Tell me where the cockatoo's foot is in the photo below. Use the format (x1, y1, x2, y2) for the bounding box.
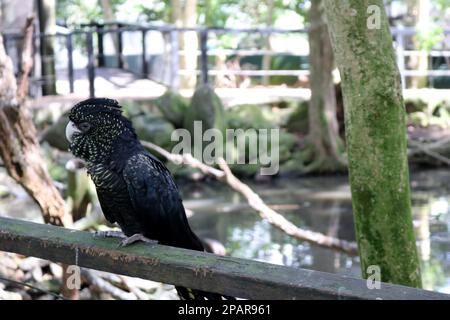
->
(118, 233, 158, 247)
(93, 230, 126, 239)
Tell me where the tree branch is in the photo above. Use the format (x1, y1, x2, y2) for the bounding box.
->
(17, 16, 35, 102)
(140, 140, 358, 256)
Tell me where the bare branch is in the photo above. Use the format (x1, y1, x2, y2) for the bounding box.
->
(141, 140, 358, 256)
(17, 16, 35, 102)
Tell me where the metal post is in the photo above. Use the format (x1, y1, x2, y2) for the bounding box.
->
(86, 32, 95, 98)
(200, 30, 209, 85)
(117, 23, 124, 69)
(169, 30, 179, 90)
(141, 29, 148, 77)
(66, 33, 74, 93)
(97, 24, 105, 67)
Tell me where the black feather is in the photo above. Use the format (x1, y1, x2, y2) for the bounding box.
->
(67, 98, 234, 300)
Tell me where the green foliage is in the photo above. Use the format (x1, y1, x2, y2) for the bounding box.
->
(135, 1, 170, 22)
(57, 0, 103, 25)
(416, 25, 445, 51)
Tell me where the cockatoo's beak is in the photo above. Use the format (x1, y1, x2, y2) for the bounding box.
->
(65, 121, 80, 143)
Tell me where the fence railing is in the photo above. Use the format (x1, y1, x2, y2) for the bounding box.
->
(0, 217, 449, 300)
(2, 23, 450, 98)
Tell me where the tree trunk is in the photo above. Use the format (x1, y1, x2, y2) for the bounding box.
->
(37, 0, 57, 95)
(324, 0, 422, 287)
(261, 0, 274, 86)
(0, 22, 76, 298)
(412, 0, 430, 88)
(179, 0, 198, 89)
(304, 0, 346, 173)
(171, 0, 183, 27)
(99, 0, 119, 56)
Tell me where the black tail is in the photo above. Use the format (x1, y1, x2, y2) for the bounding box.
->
(175, 287, 235, 300)
(171, 233, 236, 300)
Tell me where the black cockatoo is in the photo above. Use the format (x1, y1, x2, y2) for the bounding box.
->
(65, 98, 230, 300)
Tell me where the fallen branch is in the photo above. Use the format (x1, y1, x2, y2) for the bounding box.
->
(119, 276, 149, 300)
(408, 139, 450, 166)
(140, 141, 358, 256)
(81, 269, 137, 300)
(408, 136, 450, 157)
(0, 275, 66, 300)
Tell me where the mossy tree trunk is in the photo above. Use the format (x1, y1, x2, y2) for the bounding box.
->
(1, 25, 76, 298)
(323, 0, 422, 287)
(304, 0, 346, 173)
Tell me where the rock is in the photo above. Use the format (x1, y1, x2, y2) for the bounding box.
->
(49, 263, 63, 279)
(155, 90, 189, 128)
(19, 257, 48, 271)
(285, 101, 309, 134)
(226, 104, 275, 130)
(183, 85, 226, 161)
(184, 85, 226, 134)
(41, 112, 70, 151)
(133, 115, 175, 150)
(0, 185, 11, 199)
(79, 287, 93, 300)
(0, 289, 23, 300)
(278, 131, 298, 163)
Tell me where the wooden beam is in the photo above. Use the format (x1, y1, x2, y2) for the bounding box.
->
(0, 217, 448, 300)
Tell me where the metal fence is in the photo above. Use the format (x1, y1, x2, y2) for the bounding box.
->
(2, 22, 450, 98)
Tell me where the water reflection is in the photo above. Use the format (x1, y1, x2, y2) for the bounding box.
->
(184, 170, 450, 294)
(1, 167, 450, 293)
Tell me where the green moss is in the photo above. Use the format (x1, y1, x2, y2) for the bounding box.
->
(324, 0, 422, 288)
(154, 90, 190, 128)
(285, 101, 309, 134)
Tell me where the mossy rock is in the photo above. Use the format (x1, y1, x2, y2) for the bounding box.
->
(184, 85, 226, 159)
(41, 112, 70, 151)
(226, 104, 275, 130)
(228, 162, 261, 177)
(285, 101, 309, 134)
(155, 90, 189, 128)
(279, 151, 306, 175)
(133, 115, 175, 150)
(278, 131, 298, 163)
(184, 85, 226, 134)
(0, 185, 11, 199)
(121, 100, 158, 119)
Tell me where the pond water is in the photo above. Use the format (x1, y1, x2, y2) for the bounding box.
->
(181, 169, 450, 294)
(1, 168, 449, 294)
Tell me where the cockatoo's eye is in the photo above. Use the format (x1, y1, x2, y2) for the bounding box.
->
(78, 122, 92, 133)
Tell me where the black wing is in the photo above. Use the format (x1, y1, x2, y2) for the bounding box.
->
(97, 191, 118, 224)
(122, 152, 204, 250)
(123, 152, 234, 300)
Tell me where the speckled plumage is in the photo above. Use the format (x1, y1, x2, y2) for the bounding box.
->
(67, 98, 228, 300)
